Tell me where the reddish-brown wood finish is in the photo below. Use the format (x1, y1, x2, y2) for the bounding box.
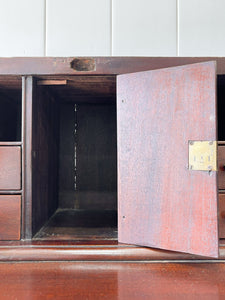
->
(117, 61, 218, 257)
(31, 84, 59, 236)
(0, 195, 21, 240)
(22, 76, 33, 239)
(0, 244, 215, 261)
(218, 146, 225, 189)
(2, 56, 225, 75)
(0, 146, 21, 190)
(1, 242, 225, 261)
(1, 262, 225, 299)
(0, 57, 224, 261)
(219, 194, 225, 238)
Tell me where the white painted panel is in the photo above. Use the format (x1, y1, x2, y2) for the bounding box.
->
(0, 0, 45, 57)
(112, 0, 177, 56)
(46, 0, 111, 56)
(179, 0, 225, 56)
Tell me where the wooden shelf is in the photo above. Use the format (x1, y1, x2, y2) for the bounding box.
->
(33, 209, 117, 241)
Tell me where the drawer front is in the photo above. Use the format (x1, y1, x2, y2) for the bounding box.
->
(219, 194, 225, 238)
(0, 195, 21, 240)
(0, 146, 21, 190)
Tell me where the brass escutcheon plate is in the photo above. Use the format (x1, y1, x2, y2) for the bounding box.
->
(188, 141, 217, 171)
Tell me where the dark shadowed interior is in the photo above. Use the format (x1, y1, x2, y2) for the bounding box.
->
(31, 76, 118, 240)
(0, 77, 21, 142)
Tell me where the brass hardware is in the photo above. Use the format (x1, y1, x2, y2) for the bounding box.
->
(188, 141, 217, 171)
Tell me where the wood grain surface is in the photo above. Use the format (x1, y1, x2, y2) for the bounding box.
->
(0, 146, 21, 190)
(117, 61, 218, 257)
(0, 195, 21, 240)
(1, 262, 225, 299)
(2, 242, 225, 261)
(34, 209, 117, 240)
(31, 84, 59, 236)
(218, 146, 225, 189)
(22, 76, 33, 239)
(2, 56, 225, 75)
(219, 194, 225, 238)
(75, 103, 117, 210)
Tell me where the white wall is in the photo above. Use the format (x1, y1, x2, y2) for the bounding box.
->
(0, 0, 224, 57)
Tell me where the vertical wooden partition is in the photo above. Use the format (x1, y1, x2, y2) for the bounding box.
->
(22, 76, 60, 239)
(31, 84, 59, 236)
(22, 76, 33, 239)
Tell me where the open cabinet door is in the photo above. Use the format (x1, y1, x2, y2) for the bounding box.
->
(117, 61, 218, 258)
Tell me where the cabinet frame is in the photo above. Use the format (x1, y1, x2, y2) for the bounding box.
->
(1, 57, 225, 260)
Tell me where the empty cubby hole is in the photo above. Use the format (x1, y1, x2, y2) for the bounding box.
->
(32, 76, 117, 240)
(0, 76, 22, 142)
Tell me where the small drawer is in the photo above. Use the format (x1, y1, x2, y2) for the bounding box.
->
(0, 146, 21, 190)
(0, 195, 21, 240)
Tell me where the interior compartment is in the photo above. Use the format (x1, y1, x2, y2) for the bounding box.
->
(32, 76, 117, 240)
(0, 76, 22, 142)
(30, 73, 225, 241)
(217, 75, 225, 141)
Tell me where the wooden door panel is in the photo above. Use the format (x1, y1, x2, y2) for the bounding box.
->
(0, 147, 21, 190)
(117, 61, 218, 257)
